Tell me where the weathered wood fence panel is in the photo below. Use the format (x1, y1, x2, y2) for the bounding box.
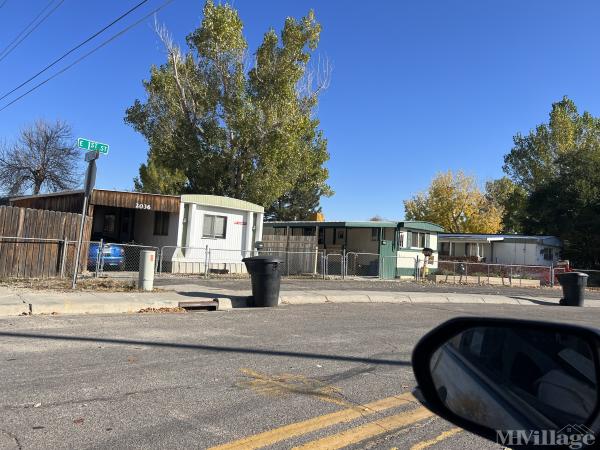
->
(262, 235, 319, 275)
(0, 206, 92, 278)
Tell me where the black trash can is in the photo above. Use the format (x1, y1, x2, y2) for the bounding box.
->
(243, 256, 282, 307)
(557, 272, 589, 306)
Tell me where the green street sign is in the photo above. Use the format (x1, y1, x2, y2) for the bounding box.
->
(78, 138, 109, 154)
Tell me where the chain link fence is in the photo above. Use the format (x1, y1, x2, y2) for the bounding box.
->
(5, 233, 593, 290)
(208, 248, 254, 276)
(324, 253, 344, 278)
(572, 269, 600, 288)
(380, 256, 420, 280)
(346, 252, 379, 277)
(159, 245, 208, 277)
(158, 246, 255, 278)
(437, 260, 554, 286)
(258, 250, 323, 277)
(64, 241, 159, 280)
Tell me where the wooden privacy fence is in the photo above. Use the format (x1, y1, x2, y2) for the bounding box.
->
(262, 234, 318, 252)
(0, 206, 92, 278)
(262, 235, 320, 275)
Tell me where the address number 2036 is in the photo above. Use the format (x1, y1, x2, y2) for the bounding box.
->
(135, 202, 151, 210)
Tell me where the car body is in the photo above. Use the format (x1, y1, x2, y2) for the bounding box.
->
(412, 317, 600, 449)
(88, 242, 125, 271)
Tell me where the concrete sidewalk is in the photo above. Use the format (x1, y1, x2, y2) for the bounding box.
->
(161, 283, 570, 306)
(0, 288, 185, 316)
(0, 282, 592, 317)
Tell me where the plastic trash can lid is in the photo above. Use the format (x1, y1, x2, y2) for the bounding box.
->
(558, 272, 589, 279)
(242, 255, 282, 264)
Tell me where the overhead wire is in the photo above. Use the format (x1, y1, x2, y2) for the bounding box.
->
(0, 0, 150, 102)
(0, 0, 176, 112)
(0, 0, 64, 62)
(0, 0, 63, 62)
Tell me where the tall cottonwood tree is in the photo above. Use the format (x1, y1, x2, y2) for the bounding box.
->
(126, 1, 332, 218)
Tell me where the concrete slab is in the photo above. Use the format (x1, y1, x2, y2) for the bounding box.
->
(280, 294, 328, 304)
(323, 294, 372, 303)
(16, 291, 182, 315)
(215, 298, 233, 310)
(0, 302, 29, 316)
(446, 295, 486, 304)
(408, 295, 449, 303)
(480, 296, 521, 305)
(367, 294, 411, 303)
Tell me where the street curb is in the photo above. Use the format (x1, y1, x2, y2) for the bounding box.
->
(0, 303, 29, 316)
(3, 287, 599, 317)
(29, 298, 183, 315)
(278, 293, 565, 306)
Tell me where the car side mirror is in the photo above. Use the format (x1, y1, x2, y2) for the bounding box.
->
(412, 317, 600, 448)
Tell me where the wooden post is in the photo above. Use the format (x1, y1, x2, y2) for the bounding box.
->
(285, 226, 290, 276)
(59, 237, 68, 279)
(204, 245, 209, 279)
(314, 225, 320, 275)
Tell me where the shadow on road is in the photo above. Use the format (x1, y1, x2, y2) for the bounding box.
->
(176, 291, 250, 307)
(509, 296, 560, 306)
(0, 331, 411, 367)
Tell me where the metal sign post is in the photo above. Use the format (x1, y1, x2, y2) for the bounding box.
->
(72, 150, 99, 288)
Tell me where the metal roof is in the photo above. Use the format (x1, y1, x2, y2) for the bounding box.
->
(265, 220, 444, 232)
(9, 188, 181, 200)
(181, 194, 264, 213)
(398, 221, 445, 232)
(439, 233, 561, 245)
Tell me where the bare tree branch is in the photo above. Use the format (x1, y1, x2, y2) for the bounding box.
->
(0, 119, 81, 195)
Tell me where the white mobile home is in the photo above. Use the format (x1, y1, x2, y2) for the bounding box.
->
(8, 190, 264, 274)
(170, 195, 264, 273)
(438, 233, 561, 266)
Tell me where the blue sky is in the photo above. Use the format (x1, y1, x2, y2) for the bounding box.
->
(1, 1, 599, 220)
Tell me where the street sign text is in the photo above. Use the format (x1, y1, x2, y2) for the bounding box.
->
(78, 138, 109, 154)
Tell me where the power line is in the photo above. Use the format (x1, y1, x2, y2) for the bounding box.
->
(0, 0, 150, 102)
(0, 0, 176, 113)
(0, 1, 54, 57)
(0, 0, 64, 63)
(0, 0, 9, 10)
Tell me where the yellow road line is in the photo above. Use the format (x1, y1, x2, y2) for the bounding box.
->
(410, 428, 462, 450)
(293, 406, 434, 450)
(208, 392, 417, 450)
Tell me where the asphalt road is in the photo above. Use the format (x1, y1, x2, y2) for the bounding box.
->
(1, 303, 600, 449)
(154, 276, 600, 300)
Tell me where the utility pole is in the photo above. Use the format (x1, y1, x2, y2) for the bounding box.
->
(72, 151, 98, 288)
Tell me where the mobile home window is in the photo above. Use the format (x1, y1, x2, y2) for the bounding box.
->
(542, 247, 553, 261)
(396, 231, 404, 248)
(153, 211, 170, 236)
(103, 214, 116, 234)
(203, 215, 227, 239)
(440, 242, 450, 256)
(371, 228, 380, 241)
(410, 232, 429, 248)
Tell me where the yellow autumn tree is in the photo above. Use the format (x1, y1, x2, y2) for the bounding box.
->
(403, 171, 503, 233)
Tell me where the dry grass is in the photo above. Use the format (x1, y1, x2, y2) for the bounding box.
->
(137, 307, 186, 314)
(0, 277, 139, 292)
